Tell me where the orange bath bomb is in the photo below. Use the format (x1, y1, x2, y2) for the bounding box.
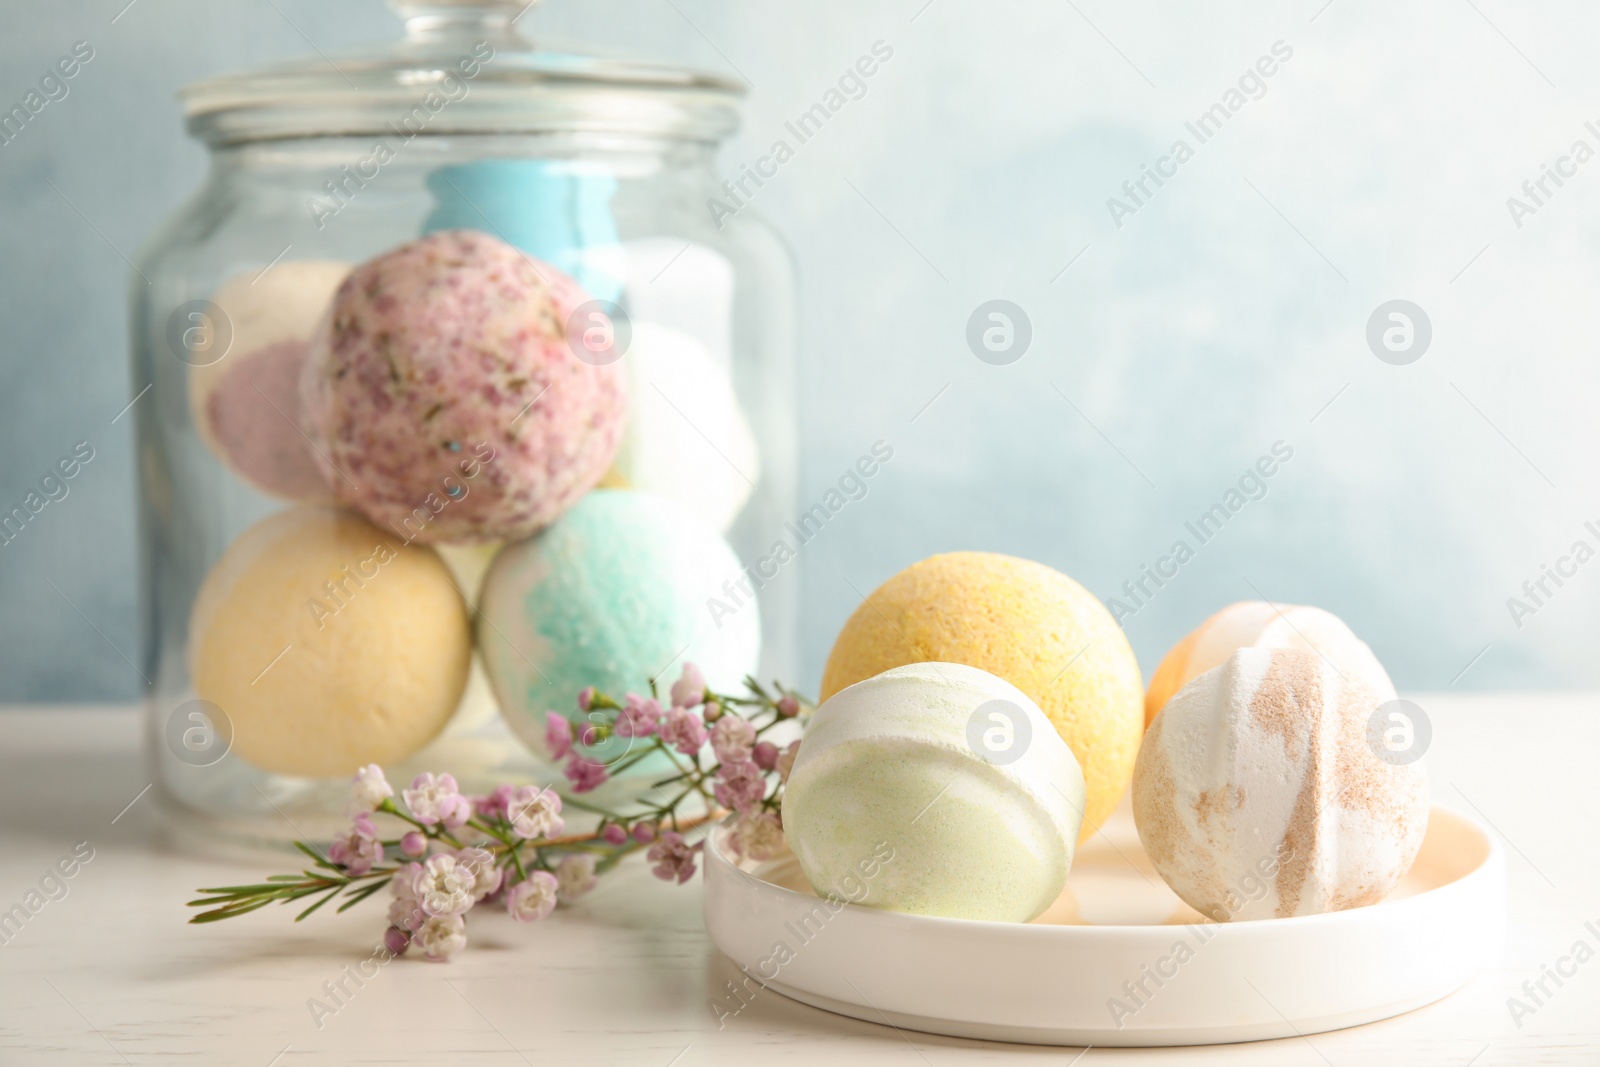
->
(820, 552, 1144, 840)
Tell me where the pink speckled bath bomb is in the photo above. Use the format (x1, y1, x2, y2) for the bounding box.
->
(301, 230, 627, 544)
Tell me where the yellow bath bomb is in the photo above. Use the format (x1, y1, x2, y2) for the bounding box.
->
(191, 505, 471, 778)
(1144, 601, 1395, 728)
(821, 552, 1143, 840)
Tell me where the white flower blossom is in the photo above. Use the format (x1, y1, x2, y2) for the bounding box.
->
(506, 872, 559, 922)
(349, 764, 393, 813)
(415, 854, 477, 917)
(506, 786, 564, 841)
(453, 847, 503, 901)
(402, 772, 470, 827)
(729, 812, 785, 861)
(412, 913, 467, 961)
(556, 854, 598, 902)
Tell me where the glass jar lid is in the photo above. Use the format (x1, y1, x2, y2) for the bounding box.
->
(181, 0, 744, 146)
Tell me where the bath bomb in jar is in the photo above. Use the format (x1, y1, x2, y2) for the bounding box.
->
(189, 505, 472, 778)
(1133, 647, 1428, 921)
(478, 490, 760, 758)
(188, 261, 349, 500)
(301, 229, 627, 544)
(608, 322, 760, 533)
(423, 161, 625, 303)
(783, 662, 1086, 922)
(1145, 601, 1394, 727)
(821, 552, 1143, 840)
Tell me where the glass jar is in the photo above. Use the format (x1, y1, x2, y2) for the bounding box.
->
(133, 0, 796, 852)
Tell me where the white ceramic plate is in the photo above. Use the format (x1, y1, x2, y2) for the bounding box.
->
(703, 800, 1505, 1047)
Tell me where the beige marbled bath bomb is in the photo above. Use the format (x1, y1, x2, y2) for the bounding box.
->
(821, 552, 1144, 841)
(1144, 600, 1394, 727)
(190, 505, 471, 777)
(1133, 647, 1428, 921)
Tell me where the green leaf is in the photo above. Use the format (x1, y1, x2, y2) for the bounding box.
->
(294, 886, 342, 921)
(295, 841, 337, 870)
(189, 896, 278, 923)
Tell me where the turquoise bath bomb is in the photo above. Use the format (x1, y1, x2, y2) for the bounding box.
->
(479, 490, 761, 760)
(423, 161, 624, 303)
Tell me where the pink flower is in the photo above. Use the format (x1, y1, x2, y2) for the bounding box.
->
(506, 871, 559, 921)
(601, 823, 628, 845)
(670, 663, 707, 708)
(703, 700, 724, 722)
(556, 854, 598, 901)
(632, 822, 656, 844)
(349, 764, 393, 813)
(544, 713, 574, 760)
(403, 773, 471, 828)
(752, 740, 779, 771)
(728, 812, 785, 861)
(383, 926, 410, 956)
(776, 740, 801, 783)
(577, 687, 595, 712)
(400, 831, 427, 858)
(710, 715, 756, 765)
(647, 832, 701, 884)
(328, 813, 384, 876)
(453, 847, 504, 901)
(474, 783, 516, 820)
(413, 913, 466, 961)
(506, 785, 564, 841)
(714, 760, 767, 814)
(776, 695, 801, 719)
(659, 706, 708, 756)
(616, 694, 662, 738)
(564, 754, 608, 793)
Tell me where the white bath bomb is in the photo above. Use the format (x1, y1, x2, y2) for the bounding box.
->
(189, 261, 349, 500)
(623, 238, 735, 362)
(1133, 647, 1429, 921)
(782, 662, 1086, 922)
(190, 505, 472, 777)
(1145, 601, 1394, 726)
(608, 322, 759, 533)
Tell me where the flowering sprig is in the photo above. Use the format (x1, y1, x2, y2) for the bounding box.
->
(187, 665, 807, 961)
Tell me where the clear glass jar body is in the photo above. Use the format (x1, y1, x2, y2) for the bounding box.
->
(133, 132, 795, 852)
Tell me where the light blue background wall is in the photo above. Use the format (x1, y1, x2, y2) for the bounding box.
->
(2, 0, 1596, 701)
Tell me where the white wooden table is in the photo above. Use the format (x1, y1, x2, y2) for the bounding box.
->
(0, 697, 1595, 1065)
